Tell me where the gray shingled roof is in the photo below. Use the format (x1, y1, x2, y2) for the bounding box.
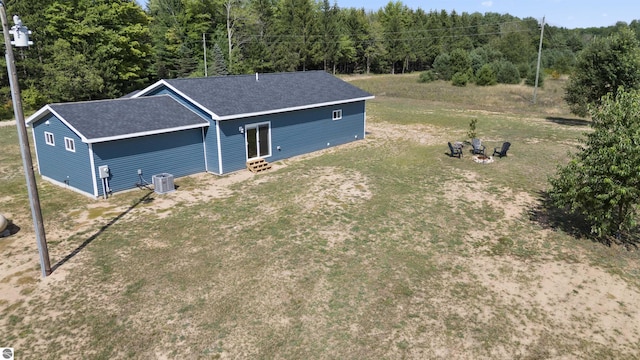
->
(163, 71, 373, 118)
(48, 95, 209, 142)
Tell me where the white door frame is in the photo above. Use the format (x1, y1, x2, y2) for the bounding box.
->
(244, 121, 272, 161)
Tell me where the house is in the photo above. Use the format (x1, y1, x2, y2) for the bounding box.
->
(27, 71, 374, 198)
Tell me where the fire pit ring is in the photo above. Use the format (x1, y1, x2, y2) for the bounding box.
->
(473, 155, 494, 164)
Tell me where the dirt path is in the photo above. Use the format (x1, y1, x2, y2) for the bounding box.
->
(0, 120, 16, 127)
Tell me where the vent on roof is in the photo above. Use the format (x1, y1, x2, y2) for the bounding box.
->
(152, 173, 175, 194)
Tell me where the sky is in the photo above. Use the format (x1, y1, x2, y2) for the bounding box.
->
(134, 0, 640, 29)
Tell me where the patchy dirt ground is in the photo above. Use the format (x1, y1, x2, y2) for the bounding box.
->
(1, 120, 639, 358)
(0, 120, 15, 128)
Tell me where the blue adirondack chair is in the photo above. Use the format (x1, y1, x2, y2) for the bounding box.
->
(448, 142, 463, 158)
(471, 138, 486, 155)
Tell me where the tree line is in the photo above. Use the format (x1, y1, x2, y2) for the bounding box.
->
(1, 0, 639, 118)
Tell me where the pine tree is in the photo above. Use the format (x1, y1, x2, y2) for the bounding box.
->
(565, 28, 640, 117)
(210, 44, 229, 76)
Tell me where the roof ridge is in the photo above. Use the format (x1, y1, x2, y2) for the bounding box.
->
(50, 94, 173, 107)
(164, 70, 328, 82)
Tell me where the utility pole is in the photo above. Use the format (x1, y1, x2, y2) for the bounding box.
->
(0, 2, 51, 277)
(203, 33, 207, 77)
(533, 16, 545, 104)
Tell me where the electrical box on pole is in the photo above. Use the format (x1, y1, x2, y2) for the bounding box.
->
(8, 15, 32, 47)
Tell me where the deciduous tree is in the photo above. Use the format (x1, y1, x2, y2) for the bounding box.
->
(549, 87, 640, 244)
(42, 39, 104, 102)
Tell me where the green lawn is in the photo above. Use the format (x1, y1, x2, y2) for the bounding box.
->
(1, 75, 639, 359)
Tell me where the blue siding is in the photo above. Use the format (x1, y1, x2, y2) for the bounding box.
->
(218, 101, 366, 173)
(146, 85, 365, 175)
(146, 88, 212, 120)
(145, 87, 220, 174)
(31, 114, 95, 195)
(92, 129, 206, 195)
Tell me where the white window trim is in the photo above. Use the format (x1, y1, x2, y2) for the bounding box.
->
(45, 131, 55, 146)
(64, 137, 76, 152)
(332, 109, 343, 121)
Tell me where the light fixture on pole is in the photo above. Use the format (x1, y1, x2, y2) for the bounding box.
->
(0, 3, 51, 277)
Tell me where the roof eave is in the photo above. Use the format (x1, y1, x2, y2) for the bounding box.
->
(25, 105, 54, 125)
(84, 122, 210, 144)
(27, 105, 90, 142)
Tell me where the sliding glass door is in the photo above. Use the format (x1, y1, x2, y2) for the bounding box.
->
(245, 122, 271, 160)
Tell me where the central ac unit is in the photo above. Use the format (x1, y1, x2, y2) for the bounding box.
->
(152, 173, 175, 194)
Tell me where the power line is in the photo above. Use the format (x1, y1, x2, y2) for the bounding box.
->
(186, 19, 536, 47)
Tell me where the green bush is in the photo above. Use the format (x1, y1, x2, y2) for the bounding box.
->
(0, 99, 13, 120)
(475, 64, 497, 86)
(469, 51, 485, 74)
(518, 63, 531, 80)
(525, 69, 544, 87)
(450, 48, 472, 75)
(418, 70, 437, 83)
(0, 88, 13, 120)
(433, 53, 453, 80)
(451, 72, 469, 87)
(495, 61, 521, 84)
(434, 49, 474, 82)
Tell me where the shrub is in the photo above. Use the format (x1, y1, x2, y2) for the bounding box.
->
(433, 53, 453, 81)
(469, 51, 485, 74)
(475, 64, 497, 86)
(418, 70, 437, 83)
(525, 69, 544, 87)
(450, 48, 472, 75)
(0, 99, 13, 120)
(434, 49, 473, 82)
(495, 61, 521, 84)
(470, 46, 504, 74)
(451, 72, 469, 87)
(518, 63, 531, 80)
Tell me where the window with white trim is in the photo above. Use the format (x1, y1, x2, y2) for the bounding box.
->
(64, 137, 76, 152)
(332, 109, 342, 120)
(45, 132, 55, 146)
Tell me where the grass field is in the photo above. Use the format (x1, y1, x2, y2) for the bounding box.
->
(1, 74, 639, 359)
